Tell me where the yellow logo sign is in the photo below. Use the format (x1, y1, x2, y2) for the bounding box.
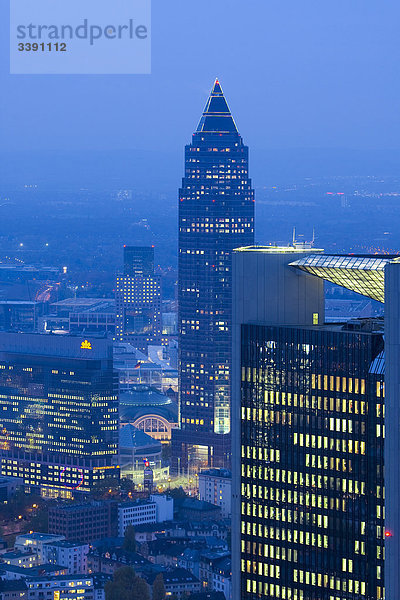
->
(80, 340, 92, 350)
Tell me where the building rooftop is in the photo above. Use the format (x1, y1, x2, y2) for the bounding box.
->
(199, 468, 231, 479)
(16, 532, 65, 542)
(290, 253, 400, 303)
(235, 244, 324, 254)
(146, 567, 199, 585)
(119, 424, 162, 452)
(196, 79, 238, 135)
(0, 332, 112, 360)
(119, 387, 178, 424)
(51, 298, 109, 308)
(25, 573, 90, 583)
(0, 563, 67, 575)
(49, 500, 116, 513)
(0, 579, 28, 592)
(90, 548, 151, 566)
(1, 550, 34, 559)
(176, 498, 221, 513)
(118, 498, 159, 510)
(45, 540, 88, 549)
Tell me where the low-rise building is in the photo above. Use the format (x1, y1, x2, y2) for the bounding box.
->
(0, 477, 23, 502)
(185, 521, 230, 542)
(48, 502, 118, 543)
(175, 499, 222, 523)
(42, 540, 89, 574)
(198, 469, 231, 518)
(14, 534, 65, 563)
(199, 553, 231, 600)
(0, 550, 38, 569)
(134, 522, 185, 544)
(25, 574, 95, 600)
(118, 495, 173, 536)
(87, 549, 151, 576)
(147, 568, 200, 599)
(0, 563, 68, 581)
(210, 557, 231, 600)
(0, 578, 28, 600)
(177, 549, 201, 579)
(141, 539, 188, 567)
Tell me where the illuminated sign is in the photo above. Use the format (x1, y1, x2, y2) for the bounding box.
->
(80, 340, 92, 350)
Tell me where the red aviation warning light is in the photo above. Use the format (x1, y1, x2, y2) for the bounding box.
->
(385, 530, 393, 538)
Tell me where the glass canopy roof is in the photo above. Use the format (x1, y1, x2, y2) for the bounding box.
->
(289, 254, 400, 303)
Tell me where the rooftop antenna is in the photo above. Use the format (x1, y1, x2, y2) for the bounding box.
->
(311, 228, 315, 246)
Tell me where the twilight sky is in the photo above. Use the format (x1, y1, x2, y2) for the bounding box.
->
(1, 0, 400, 187)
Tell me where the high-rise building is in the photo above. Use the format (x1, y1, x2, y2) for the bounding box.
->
(172, 79, 255, 472)
(115, 246, 162, 353)
(0, 333, 119, 497)
(124, 246, 155, 278)
(232, 246, 400, 600)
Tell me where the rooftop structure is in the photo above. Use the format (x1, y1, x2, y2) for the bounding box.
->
(290, 253, 400, 302)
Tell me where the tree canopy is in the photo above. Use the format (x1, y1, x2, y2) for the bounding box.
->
(152, 574, 166, 600)
(123, 524, 137, 552)
(105, 566, 150, 600)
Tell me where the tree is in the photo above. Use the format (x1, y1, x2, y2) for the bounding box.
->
(152, 574, 166, 600)
(167, 486, 186, 500)
(105, 566, 150, 600)
(22, 507, 48, 534)
(105, 566, 136, 600)
(91, 476, 121, 499)
(133, 576, 151, 600)
(123, 524, 137, 552)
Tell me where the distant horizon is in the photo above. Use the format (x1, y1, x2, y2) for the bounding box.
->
(1, 146, 400, 192)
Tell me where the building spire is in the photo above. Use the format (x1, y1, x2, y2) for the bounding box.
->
(196, 78, 238, 134)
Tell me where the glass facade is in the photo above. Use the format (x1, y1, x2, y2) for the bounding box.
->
(115, 246, 162, 353)
(240, 322, 385, 600)
(290, 254, 400, 303)
(173, 79, 254, 470)
(124, 246, 155, 278)
(0, 334, 119, 494)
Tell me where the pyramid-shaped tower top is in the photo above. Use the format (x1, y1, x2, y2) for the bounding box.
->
(196, 79, 239, 134)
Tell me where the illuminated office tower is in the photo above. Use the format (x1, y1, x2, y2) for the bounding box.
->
(123, 246, 155, 278)
(0, 333, 119, 497)
(231, 247, 393, 600)
(115, 246, 162, 353)
(172, 79, 255, 471)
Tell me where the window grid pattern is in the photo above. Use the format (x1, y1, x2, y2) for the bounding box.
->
(240, 323, 385, 600)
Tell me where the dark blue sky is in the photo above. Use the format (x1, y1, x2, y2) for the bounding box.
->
(1, 0, 400, 187)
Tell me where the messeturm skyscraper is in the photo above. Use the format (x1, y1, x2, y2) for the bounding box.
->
(172, 79, 255, 472)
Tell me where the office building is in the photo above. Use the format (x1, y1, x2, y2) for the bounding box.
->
(48, 501, 118, 542)
(115, 246, 162, 353)
(123, 246, 155, 278)
(0, 333, 119, 497)
(232, 246, 400, 600)
(117, 494, 174, 536)
(0, 301, 43, 333)
(43, 298, 116, 335)
(173, 79, 255, 472)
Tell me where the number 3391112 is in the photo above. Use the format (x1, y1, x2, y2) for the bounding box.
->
(18, 42, 67, 52)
